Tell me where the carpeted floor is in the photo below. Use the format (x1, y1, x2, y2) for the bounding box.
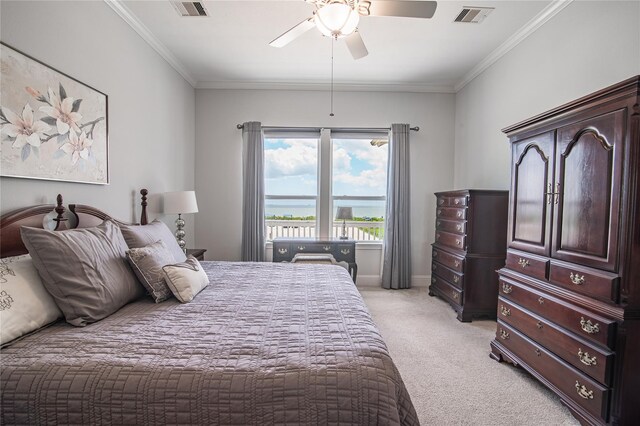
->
(360, 287, 579, 426)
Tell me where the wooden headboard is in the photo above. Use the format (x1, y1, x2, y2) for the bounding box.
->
(0, 189, 149, 258)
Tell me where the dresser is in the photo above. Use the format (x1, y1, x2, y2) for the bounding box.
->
(272, 238, 357, 282)
(490, 77, 640, 425)
(429, 189, 508, 322)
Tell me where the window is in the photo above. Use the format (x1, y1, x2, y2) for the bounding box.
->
(264, 129, 388, 242)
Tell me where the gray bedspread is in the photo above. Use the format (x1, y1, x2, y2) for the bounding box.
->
(1, 262, 418, 425)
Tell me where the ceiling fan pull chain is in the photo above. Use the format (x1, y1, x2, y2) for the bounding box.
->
(330, 36, 335, 117)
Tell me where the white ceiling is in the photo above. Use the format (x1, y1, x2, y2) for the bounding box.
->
(120, 0, 555, 91)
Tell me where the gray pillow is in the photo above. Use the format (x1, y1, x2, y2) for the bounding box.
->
(126, 240, 176, 303)
(119, 220, 186, 262)
(20, 220, 145, 327)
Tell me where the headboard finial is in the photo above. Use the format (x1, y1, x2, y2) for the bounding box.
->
(140, 188, 148, 225)
(54, 194, 69, 231)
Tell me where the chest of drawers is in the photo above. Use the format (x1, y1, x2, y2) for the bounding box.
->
(429, 189, 508, 322)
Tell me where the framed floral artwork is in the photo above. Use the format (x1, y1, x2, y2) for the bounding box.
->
(0, 42, 108, 184)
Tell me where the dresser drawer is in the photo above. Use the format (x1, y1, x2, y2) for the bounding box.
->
(435, 231, 466, 250)
(435, 219, 466, 234)
(432, 262, 464, 289)
(430, 274, 463, 306)
(549, 261, 619, 304)
(432, 246, 464, 273)
(436, 195, 468, 207)
(436, 207, 467, 220)
(332, 244, 355, 263)
(498, 297, 614, 385)
(506, 249, 548, 281)
(273, 243, 292, 261)
(496, 321, 609, 422)
(498, 277, 615, 349)
(290, 242, 330, 253)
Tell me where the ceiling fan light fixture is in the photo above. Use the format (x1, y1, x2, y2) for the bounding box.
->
(315, 2, 360, 38)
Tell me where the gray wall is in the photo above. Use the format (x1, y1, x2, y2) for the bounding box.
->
(454, 1, 640, 189)
(195, 89, 455, 283)
(1, 1, 195, 239)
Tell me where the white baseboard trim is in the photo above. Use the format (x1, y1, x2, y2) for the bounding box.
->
(356, 274, 430, 288)
(356, 275, 382, 287)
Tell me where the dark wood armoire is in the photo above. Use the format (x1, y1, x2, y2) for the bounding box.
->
(490, 76, 640, 425)
(429, 189, 508, 322)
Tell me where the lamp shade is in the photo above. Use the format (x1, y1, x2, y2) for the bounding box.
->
(335, 206, 353, 220)
(163, 191, 199, 214)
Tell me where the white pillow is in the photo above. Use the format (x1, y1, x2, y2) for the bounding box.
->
(0, 254, 62, 346)
(162, 256, 210, 303)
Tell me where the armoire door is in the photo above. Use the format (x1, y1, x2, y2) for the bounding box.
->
(507, 131, 555, 256)
(551, 109, 625, 272)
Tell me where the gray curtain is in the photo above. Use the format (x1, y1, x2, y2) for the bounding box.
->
(241, 121, 265, 262)
(382, 123, 411, 289)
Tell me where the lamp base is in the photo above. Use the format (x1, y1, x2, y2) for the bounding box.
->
(175, 214, 187, 253)
(340, 220, 348, 240)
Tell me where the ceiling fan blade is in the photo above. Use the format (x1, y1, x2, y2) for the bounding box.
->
(364, 1, 437, 19)
(269, 17, 316, 48)
(345, 31, 368, 60)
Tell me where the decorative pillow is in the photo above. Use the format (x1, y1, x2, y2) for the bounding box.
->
(20, 220, 145, 327)
(162, 256, 210, 303)
(126, 240, 176, 303)
(0, 254, 63, 346)
(119, 219, 186, 263)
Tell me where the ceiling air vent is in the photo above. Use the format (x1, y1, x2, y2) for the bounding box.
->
(454, 6, 494, 23)
(171, 1, 209, 17)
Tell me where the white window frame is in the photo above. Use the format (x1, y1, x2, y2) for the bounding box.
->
(264, 129, 388, 243)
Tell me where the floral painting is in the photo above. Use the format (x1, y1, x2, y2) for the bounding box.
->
(0, 43, 108, 184)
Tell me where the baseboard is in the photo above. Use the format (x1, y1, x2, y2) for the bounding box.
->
(356, 275, 382, 287)
(356, 274, 430, 288)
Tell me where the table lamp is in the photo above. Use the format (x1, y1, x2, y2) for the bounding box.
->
(336, 206, 353, 240)
(163, 190, 199, 252)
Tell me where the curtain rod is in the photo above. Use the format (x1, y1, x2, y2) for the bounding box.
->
(236, 124, 419, 132)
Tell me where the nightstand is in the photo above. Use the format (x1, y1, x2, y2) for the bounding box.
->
(186, 248, 207, 261)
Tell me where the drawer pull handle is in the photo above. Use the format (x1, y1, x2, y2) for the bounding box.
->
(323, 246, 331, 251)
(436, 233, 440, 240)
(297, 246, 306, 251)
(454, 199, 460, 205)
(502, 283, 512, 294)
(536, 321, 543, 329)
(570, 272, 585, 285)
(456, 239, 462, 246)
(535, 349, 541, 357)
(437, 209, 442, 216)
(575, 381, 594, 400)
(432, 264, 437, 271)
(454, 260, 461, 267)
(499, 330, 509, 340)
(580, 317, 600, 334)
(517, 258, 530, 268)
(340, 248, 351, 255)
(578, 349, 597, 366)
(538, 297, 544, 305)
(431, 277, 436, 284)
(433, 251, 438, 257)
(453, 275, 460, 283)
(278, 248, 288, 254)
(436, 220, 441, 227)
(500, 306, 511, 317)
(438, 199, 444, 205)
(452, 291, 459, 300)
(456, 211, 462, 218)
(456, 224, 463, 231)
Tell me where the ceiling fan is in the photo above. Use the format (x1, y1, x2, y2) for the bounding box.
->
(269, 0, 438, 59)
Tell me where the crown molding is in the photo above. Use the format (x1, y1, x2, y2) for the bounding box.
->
(196, 80, 456, 93)
(454, 0, 574, 92)
(103, 0, 197, 87)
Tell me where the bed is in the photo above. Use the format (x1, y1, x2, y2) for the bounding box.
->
(0, 192, 418, 425)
